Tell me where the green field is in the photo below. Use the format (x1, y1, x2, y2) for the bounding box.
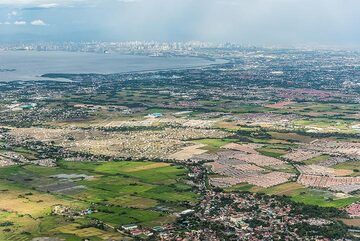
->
(303, 155, 330, 165)
(226, 181, 360, 208)
(333, 161, 360, 171)
(193, 138, 238, 152)
(333, 161, 360, 176)
(256, 147, 287, 158)
(290, 188, 359, 208)
(264, 183, 360, 208)
(0, 160, 197, 240)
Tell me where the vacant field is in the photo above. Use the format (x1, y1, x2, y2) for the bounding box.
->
(94, 161, 169, 173)
(226, 181, 359, 208)
(269, 132, 314, 143)
(193, 138, 237, 152)
(256, 147, 287, 158)
(0, 160, 196, 240)
(225, 183, 259, 192)
(222, 143, 262, 154)
(89, 206, 164, 226)
(0, 182, 80, 218)
(265, 101, 295, 109)
(290, 188, 359, 208)
(263, 182, 305, 196)
(168, 143, 208, 161)
(54, 223, 125, 240)
(333, 161, 360, 173)
(303, 155, 331, 165)
(340, 218, 360, 228)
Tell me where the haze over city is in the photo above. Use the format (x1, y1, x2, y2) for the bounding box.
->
(0, 0, 359, 47)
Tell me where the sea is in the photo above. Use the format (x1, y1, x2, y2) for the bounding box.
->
(0, 50, 226, 82)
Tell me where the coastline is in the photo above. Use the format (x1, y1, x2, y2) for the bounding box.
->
(0, 50, 228, 82)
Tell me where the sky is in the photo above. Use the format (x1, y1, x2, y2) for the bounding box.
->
(0, 0, 359, 47)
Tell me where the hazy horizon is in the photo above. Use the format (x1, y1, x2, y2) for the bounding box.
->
(0, 0, 359, 48)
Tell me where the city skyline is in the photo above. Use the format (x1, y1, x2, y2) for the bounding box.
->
(0, 0, 359, 48)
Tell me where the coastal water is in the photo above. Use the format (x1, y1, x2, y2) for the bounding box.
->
(0, 51, 225, 81)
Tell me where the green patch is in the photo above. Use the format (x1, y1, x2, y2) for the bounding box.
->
(0, 160, 196, 238)
(225, 183, 256, 192)
(333, 161, 360, 171)
(269, 132, 314, 143)
(264, 164, 298, 174)
(303, 155, 330, 165)
(141, 185, 197, 202)
(333, 161, 360, 177)
(193, 138, 237, 152)
(256, 148, 287, 158)
(12, 147, 38, 160)
(90, 206, 162, 226)
(290, 188, 359, 208)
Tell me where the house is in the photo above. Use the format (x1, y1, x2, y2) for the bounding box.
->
(179, 209, 195, 216)
(122, 224, 138, 231)
(147, 113, 163, 118)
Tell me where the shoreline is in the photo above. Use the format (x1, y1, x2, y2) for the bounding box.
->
(0, 50, 229, 82)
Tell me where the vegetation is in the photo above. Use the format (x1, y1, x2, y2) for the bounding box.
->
(0, 161, 196, 240)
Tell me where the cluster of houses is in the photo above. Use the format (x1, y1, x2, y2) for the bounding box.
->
(117, 210, 195, 238)
(158, 191, 340, 240)
(346, 203, 360, 218)
(52, 205, 95, 217)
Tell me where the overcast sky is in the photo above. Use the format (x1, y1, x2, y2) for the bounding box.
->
(0, 0, 359, 47)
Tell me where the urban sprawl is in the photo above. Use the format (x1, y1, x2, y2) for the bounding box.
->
(0, 42, 359, 241)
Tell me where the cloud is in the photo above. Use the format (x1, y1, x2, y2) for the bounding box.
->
(0, 1, 82, 7)
(117, 0, 142, 2)
(0, 0, 139, 7)
(30, 19, 46, 25)
(37, 3, 58, 8)
(7, 10, 18, 20)
(14, 20, 27, 25)
(9, 11, 18, 16)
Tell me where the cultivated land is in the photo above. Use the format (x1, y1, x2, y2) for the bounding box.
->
(0, 161, 197, 240)
(0, 45, 359, 240)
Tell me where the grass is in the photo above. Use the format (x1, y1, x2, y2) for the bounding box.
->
(225, 183, 257, 192)
(333, 161, 360, 171)
(94, 161, 168, 174)
(256, 147, 287, 158)
(53, 223, 126, 240)
(228, 181, 359, 208)
(193, 138, 238, 152)
(90, 206, 163, 226)
(106, 196, 158, 209)
(293, 118, 357, 134)
(332, 161, 360, 177)
(303, 155, 330, 165)
(262, 182, 305, 196)
(269, 132, 314, 143)
(141, 185, 197, 202)
(0, 192, 75, 218)
(0, 160, 196, 239)
(224, 182, 267, 193)
(12, 147, 38, 160)
(264, 164, 298, 174)
(289, 188, 359, 208)
(262, 183, 359, 208)
(123, 166, 186, 184)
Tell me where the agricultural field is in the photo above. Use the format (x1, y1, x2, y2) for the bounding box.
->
(0, 160, 197, 240)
